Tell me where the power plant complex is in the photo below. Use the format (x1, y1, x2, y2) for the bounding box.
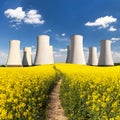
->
(22, 47, 32, 66)
(34, 35, 54, 65)
(88, 47, 98, 66)
(69, 35, 86, 64)
(5, 34, 114, 67)
(98, 40, 114, 66)
(6, 40, 22, 67)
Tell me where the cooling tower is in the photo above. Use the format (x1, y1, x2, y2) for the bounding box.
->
(70, 35, 86, 64)
(98, 40, 114, 66)
(6, 40, 22, 67)
(88, 47, 98, 66)
(22, 47, 32, 66)
(48, 45, 54, 64)
(66, 45, 71, 63)
(34, 35, 53, 65)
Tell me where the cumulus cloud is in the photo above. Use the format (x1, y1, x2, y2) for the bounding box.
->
(108, 26, 117, 32)
(4, 7, 25, 23)
(85, 16, 117, 28)
(4, 7, 44, 26)
(24, 10, 44, 24)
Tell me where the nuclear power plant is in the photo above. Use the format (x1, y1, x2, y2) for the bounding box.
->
(22, 47, 32, 66)
(3, 34, 116, 67)
(98, 40, 114, 66)
(48, 46, 54, 64)
(66, 45, 71, 63)
(6, 40, 22, 67)
(68, 35, 86, 64)
(88, 47, 98, 66)
(34, 35, 54, 65)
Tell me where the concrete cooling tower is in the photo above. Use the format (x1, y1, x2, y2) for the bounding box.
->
(98, 40, 114, 66)
(70, 35, 86, 64)
(22, 47, 32, 66)
(66, 45, 71, 63)
(48, 46, 54, 64)
(6, 40, 22, 67)
(34, 35, 54, 65)
(88, 47, 98, 66)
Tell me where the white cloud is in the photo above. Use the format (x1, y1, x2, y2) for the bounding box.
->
(12, 24, 16, 28)
(111, 37, 120, 43)
(43, 29, 52, 34)
(11, 24, 20, 29)
(61, 33, 66, 36)
(24, 10, 44, 24)
(85, 16, 117, 28)
(59, 49, 67, 52)
(55, 33, 66, 37)
(32, 46, 36, 49)
(4, 7, 44, 27)
(56, 36, 68, 42)
(108, 26, 117, 32)
(4, 7, 25, 23)
(111, 38, 120, 41)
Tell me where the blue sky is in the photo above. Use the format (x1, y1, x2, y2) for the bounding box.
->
(0, 0, 120, 64)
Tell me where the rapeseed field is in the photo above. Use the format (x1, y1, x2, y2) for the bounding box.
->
(57, 64, 120, 120)
(0, 65, 59, 120)
(0, 64, 120, 120)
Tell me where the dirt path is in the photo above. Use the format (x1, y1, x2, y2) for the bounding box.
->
(47, 79, 67, 120)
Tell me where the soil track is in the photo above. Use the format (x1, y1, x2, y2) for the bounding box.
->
(47, 79, 67, 120)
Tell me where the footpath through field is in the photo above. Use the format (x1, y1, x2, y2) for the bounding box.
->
(47, 79, 67, 120)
